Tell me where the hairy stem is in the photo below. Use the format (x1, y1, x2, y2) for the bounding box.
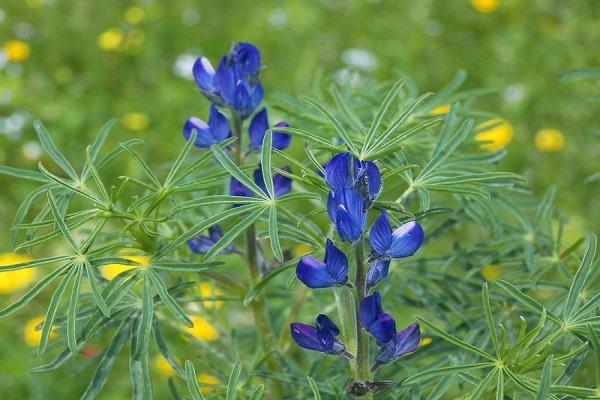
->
(354, 238, 370, 384)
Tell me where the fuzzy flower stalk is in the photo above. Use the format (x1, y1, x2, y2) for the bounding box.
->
(291, 152, 424, 397)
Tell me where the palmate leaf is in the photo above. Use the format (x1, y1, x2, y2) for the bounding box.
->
(185, 360, 206, 400)
(261, 129, 275, 198)
(134, 276, 154, 359)
(211, 144, 266, 198)
(564, 234, 597, 320)
(147, 268, 193, 327)
(226, 362, 242, 400)
(34, 120, 79, 182)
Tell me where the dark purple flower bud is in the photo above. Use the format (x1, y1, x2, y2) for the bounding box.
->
(187, 226, 237, 254)
(359, 292, 396, 345)
(375, 323, 421, 364)
(229, 176, 254, 198)
(327, 188, 367, 243)
(290, 314, 347, 355)
(213, 57, 263, 118)
(366, 259, 390, 289)
(296, 239, 348, 288)
(192, 56, 224, 105)
(370, 210, 424, 259)
(248, 108, 291, 151)
(324, 152, 382, 208)
(227, 42, 261, 84)
(183, 105, 232, 147)
(253, 165, 292, 198)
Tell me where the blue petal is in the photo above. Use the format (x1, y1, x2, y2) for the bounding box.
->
(208, 105, 232, 143)
(229, 177, 253, 198)
(248, 108, 269, 150)
(187, 235, 215, 254)
(366, 259, 390, 289)
(364, 161, 382, 201)
(390, 221, 425, 258)
(376, 323, 420, 364)
(273, 167, 292, 197)
(290, 323, 326, 352)
(336, 205, 361, 242)
(325, 153, 352, 190)
(296, 256, 337, 288)
(192, 56, 215, 93)
(359, 292, 384, 327)
(208, 226, 224, 241)
(213, 57, 237, 105)
(369, 313, 397, 345)
(183, 117, 213, 147)
(369, 210, 393, 257)
(230, 42, 261, 81)
(316, 314, 340, 337)
(323, 239, 348, 285)
(248, 82, 264, 115)
(272, 122, 292, 150)
(334, 189, 366, 242)
(327, 192, 338, 222)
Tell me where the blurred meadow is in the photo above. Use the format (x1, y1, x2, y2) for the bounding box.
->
(1, 0, 599, 398)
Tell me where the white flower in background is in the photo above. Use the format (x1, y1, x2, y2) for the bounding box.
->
(0, 8, 6, 24)
(173, 53, 196, 80)
(268, 8, 288, 28)
(0, 52, 8, 70)
(181, 9, 200, 26)
(503, 84, 526, 104)
(342, 48, 378, 72)
(0, 89, 13, 105)
(424, 20, 444, 37)
(334, 68, 362, 88)
(22, 141, 42, 161)
(0, 111, 28, 140)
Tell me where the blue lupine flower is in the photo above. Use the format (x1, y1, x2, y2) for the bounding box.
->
(229, 166, 292, 199)
(366, 259, 390, 289)
(290, 314, 347, 355)
(370, 210, 424, 259)
(187, 226, 237, 254)
(359, 292, 396, 344)
(375, 323, 421, 364)
(325, 152, 382, 208)
(296, 239, 348, 288)
(183, 105, 232, 147)
(327, 188, 367, 242)
(192, 42, 263, 117)
(248, 108, 291, 150)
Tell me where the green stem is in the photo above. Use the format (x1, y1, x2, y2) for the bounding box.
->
(353, 239, 370, 383)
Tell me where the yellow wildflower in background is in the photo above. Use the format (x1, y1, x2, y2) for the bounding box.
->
(0, 253, 36, 293)
(125, 7, 146, 24)
(97, 28, 124, 51)
(24, 315, 57, 346)
(184, 316, 218, 341)
(293, 244, 313, 257)
(481, 264, 502, 281)
(154, 356, 176, 377)
(101, 255, 149, 280)
(471, 0, 500, 13)
(430, 104, 450, 115)
(3, 40, 31, 62)
(122, 112, 150, 131)
(198, 282, 224, 309)
(535, 129, 565, 152)
(420, 337, 433, 347)
(197, 373, 221, 394)
(475, 119, 513, 150)
(26, 0, 46, 8)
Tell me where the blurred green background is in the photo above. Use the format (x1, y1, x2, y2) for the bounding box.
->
(1, 0, 599, 397)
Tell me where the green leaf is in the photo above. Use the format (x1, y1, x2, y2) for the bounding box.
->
(588, 324, 600, 385)
(134, 276, 154, 359)
(268, 126, 342, 152)
(84, 260, 110, 316)
(185, 360, 206, 400)
(85, 146, 110, 203)
(153, 321, 185, 379)
(164, 130, 197, 187)
(482, 283, 500, 356)
(243, 256, 302, 305)
(204, 206, 266, 261)
(211, 144, 266, 198)
(403, 363, 491, 384)
(469, 369, 497, 400)
(81, 118, 117, 180)
(261, 129, 275, 198)
(81, 319, 130, 400)
(34, 120, 79, 182)
(330, 84, 365, 132)
(172, 195, 261, 215)
(150, 261, 224, 272)
(537, 355, 553, 400)
(226, 362, 242, 400)
(47, 191, 79, 251)
(147, 268, 193, 327)
(307, 376, 322, 400)
(11, 184, 50, 246)
(269, 205, 283, 262)
(414, 316, 496, 362)
(301, 96, 360, 155)
(564, 234, 597, 320)
(38, 162, 100, 203)
(249, 385, 265, 400)
(0, 263, 69, 317)
(361, 79, 404, 156)
(39, 265, 76, 356)
(120, 142, 161, 188)
(496, 369, 504, 400)
(67, 265, 82, 354)
(0, 165, 49, 183)
(495, 280, 561, 323)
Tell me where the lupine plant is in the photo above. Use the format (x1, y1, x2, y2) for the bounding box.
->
(1, 42, 599, 400)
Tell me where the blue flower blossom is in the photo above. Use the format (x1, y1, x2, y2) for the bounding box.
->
(375, 323, 421, 365)
(248, 108, 291, 150)
(290, 314, 348, 355)
(183, 105, 232, 147)
(192, 42, 263, 117)
(296, 239, 348, 288)
(359, 292, 396, 344)
(327, 188, 367, 242)
(369, 210, 424, 259)
(229, 166, 292, 199)
(325, 152, 382, 208)
(366, 259, 390, 289)
(187, 226, 237, 254)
